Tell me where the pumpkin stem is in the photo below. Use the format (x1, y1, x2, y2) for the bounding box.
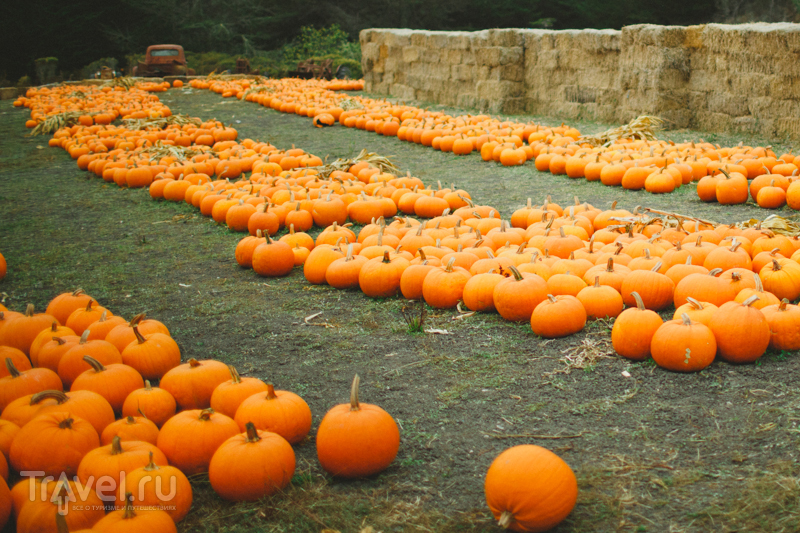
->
(188, 358, 201, 368)
(686, 297, 704, 310)
(244, 421, 262, 443)
(498, 510, 514, 529)
(83, 355, 106, 373)
(681, 313, 693, 326)
(31, 390, 68, 405)
(265, 383, 277, 400)
(228, 365, 241, 384)
(129, 313, 146, 327)
(143, 451, 160, 472)
(606, 257, 615, 272)
(779, 298, 790, 311)
(547, 294, 557, 304)
(593, 276, 600, 288)
(631, 291, 646, 310)
(144, 380, 152, 391)
(350, 374, 361, 411)
(72, 288, 86, 296)
(5, 358, 21, 378)
(111, 436, 124, 455)
(382, 251, 392, 263)
(49, 321, 59, 333)
(58, 417, 74, 429)
(444, 257, 456, 272)
(684, 256, 693, 265)
(78, 330, 90, 344)
(772, 259, 783, 271)
(132, 324, 148, 345)
(198, 408, 215, 421)
(122, 493, 137, 520)
(708, 268, 723, 277)
(126, 415, 136, 424)
(507, 265, 524, 281)
(25, 303, 35, 317)
(650, 261, 663, 272)
(741, 295, 760, 307)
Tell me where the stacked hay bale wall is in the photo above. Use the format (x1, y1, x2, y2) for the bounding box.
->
(361, 23, 800, 139)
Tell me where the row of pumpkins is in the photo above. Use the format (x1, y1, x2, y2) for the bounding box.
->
(0, 288, 582, 533)
(189, 76, 800, 207)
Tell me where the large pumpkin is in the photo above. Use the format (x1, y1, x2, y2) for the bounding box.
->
(422, 258, 472, 308)
(209, 422, 296, 501)
(493, 266, 548, 322)
(0, 304, 58, 355)
(316, 375, 400, 478)
(71, 356, 144, 414)
(530, 295, 586, 338)
(9, 412, 100, 478)
(485, 444, 577, 532)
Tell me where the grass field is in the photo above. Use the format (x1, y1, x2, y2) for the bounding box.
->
(1, 88, 799, 533)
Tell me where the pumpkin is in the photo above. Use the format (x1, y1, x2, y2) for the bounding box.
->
(530, 295, 586, 338)
(209, 365, 269, 418)
(9, 412, 100, 477)
(209, 421, 295, 501)
(462, 271, 505, 312)
(0, 420, 19, 460)
(45, 288, 93, 325)
(673, 268, 735, 308)
(759, 259, 800, 302)
(0, 357, 63, 412)
(58, 330, 123, 388)
(71, 356, 144, 413)
(303, 244, 345, 284)
(125, 451, 192, 522)
(92, 493, 177, 533)
(233, 383, 312, 443)
(708, 296, 770, 364)
(0, 477, 8, 530)
(101, 416, 160, 445)
(399, 259, 437, 300)
(0, 304, 58, 355)
(30, 321, 75, 364)
(120, 325, 181, 380)
(421, 257, 472, 308)
(672, 298, 717, 325)
(734, 273, 780, 309)
(703, 241, 752, 271)
(252, 234, 295, 277)
(77, 435, 168, 502)
(157, 408, 240, 475)
(121, 382, 176, 429)
(16, 480, 105, 533)
(359, 251, 410, 298)
(583, 258, 630, 293)
(326, 243, 368, 289)
(316, 375, 399, 478)
(493, 266, 548, 321)
(105, 313, 171, 354)
(65, 299, 110, 335)
(620, 262, 674, 311)
(6, 389, 114, 434)
(159, 358, 231, 410)
(86, 311, 127, 341)
(576, 276, 623, 319)
(611, 292, 663, 361)
(651, 314, 716, 372)
(761, 299, 800, 351)
(484, 445, 577, 532)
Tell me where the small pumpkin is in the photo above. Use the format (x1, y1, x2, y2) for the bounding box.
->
(462, 271, 505, 312)
(252, 234, 295, 277)
(316, 375, 400, 478)
(708, 295, 770, 364)
(530, 295, 586, 338)
(71, 356, 144, 414)
(651, 314, 716, 372)
(0, 357, 62, 412)
(209, 422, 296, 501)
(4, 389, 114, 435)
(125, 451, 192, 522)
(156, 408, 240, 475)
(121, 380, 177, 427)
(611, 292, 663, 361)
(422, 257, 472, 308)
(45, 288, 93, 325)
(29, 321, 75, 363)
(672, 297, 717, 325)
(101, 416, 160, 445)
(16, 480, 105, 533)
(493, 265, 548, 322)
(77, 436, 168, 500)
(234, 383, 312, 444)
(92, 493, 177, 533)
(485, 444, 577, 532)
(761, 299, 800, 351)
(120, 325, 181, 380)
(58, 330, 123, 388)
(0, 304, 59, 355)
(359, 251, 410, 298)
(65, 299, 110, 335)
(576, 276, 623, 320)
(209, 365, 269, 418)
(105, 313, 171, 354)
(159, 358, 231, 410)
(620, 262, 675, 311)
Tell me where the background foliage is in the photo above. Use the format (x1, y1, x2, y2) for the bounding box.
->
(1, 0, 797, 83)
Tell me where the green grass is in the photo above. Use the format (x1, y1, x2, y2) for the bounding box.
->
(1, 88, 799, 532)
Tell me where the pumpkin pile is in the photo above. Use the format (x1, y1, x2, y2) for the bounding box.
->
(184, 76, 800, 206)
(0, 289, 402, 532)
